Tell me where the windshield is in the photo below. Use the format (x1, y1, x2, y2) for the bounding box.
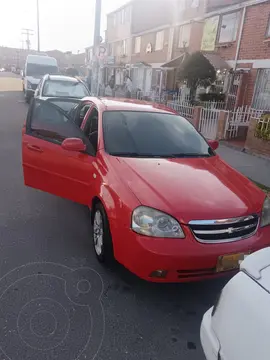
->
(26, 63, 58, 77)
(103, 111, 214, 158)
(42, 80, 89, 98)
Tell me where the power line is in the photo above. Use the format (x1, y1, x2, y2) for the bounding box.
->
(21, 29, 34, 51)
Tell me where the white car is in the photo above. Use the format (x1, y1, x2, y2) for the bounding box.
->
(200, 247, 270, 360)
(34, 74, 90, 100)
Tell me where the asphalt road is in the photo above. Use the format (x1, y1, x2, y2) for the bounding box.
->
(0, 73, 228, 360)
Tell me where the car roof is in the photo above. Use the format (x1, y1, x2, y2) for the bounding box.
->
(81, 97, 177, 114)
(45, 75, 81, 83)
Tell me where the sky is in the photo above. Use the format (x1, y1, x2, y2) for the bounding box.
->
(0, 0, 128, 53)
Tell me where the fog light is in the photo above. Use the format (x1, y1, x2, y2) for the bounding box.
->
(149, 270, 168, 278)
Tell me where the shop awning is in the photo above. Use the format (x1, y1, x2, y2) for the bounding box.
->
(202, 53, 231, 71)
(161, 53, 187, 68)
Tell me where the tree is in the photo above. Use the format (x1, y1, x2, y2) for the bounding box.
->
(177, 51, 216, 103)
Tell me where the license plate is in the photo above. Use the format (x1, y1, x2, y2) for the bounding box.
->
(216, 253, 249, 272)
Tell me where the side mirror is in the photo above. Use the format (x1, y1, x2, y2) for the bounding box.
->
(208, 140, 219, 151)
(61, 138, 86, 152)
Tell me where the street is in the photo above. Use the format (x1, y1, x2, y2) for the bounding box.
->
(0, 72, 227, 360)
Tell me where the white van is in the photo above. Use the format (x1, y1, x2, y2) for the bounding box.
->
(23, 55, 58, 103)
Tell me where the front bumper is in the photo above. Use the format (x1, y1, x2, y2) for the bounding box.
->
(111, 221, 270, 282)
(200, 307, 220, 360)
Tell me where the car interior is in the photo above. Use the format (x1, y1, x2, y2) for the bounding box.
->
(84, 108, 98, 153)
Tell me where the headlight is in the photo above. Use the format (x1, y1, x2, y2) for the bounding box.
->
(261, 196, 270, 227)
(131, 206, 185, 238)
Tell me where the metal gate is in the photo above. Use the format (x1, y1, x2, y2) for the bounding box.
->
(199, 108, 220, 140)
(224, 106, 263, 139)
(226, 73, 242, 110)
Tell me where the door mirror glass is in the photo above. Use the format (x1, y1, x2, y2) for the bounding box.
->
(61, 138, 86, 152)
(208, 140, 219, 151)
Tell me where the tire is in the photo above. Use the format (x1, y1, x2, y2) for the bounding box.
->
(25, 93, 30, 103)
(92, 202, 114, 263)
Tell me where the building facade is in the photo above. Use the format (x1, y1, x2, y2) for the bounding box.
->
(200, 0, 270, 109)
(105, 1, 132, 86)
(105, 0, 270, 107)
(105, 0, 207, 93)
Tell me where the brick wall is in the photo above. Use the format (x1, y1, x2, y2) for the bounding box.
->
(131, 29, 169, 64)
(207, 0, 245, 12)
(238, 3, 270, 61)
(107, 5, 132, 43)
(245, 118, 270, 157)
(131, 0, 172, 34)
(172, 21, 204, 59)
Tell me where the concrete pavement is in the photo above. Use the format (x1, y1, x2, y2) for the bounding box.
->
(217, 144, 270, 188)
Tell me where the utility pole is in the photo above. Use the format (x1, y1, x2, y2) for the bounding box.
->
(21, 29, 34, 51)
(91, 0, 102, 96)
(37, 0, 40, 52)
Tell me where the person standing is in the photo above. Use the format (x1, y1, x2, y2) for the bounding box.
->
(87, 69, 92, 92)
(125, 75, 132, 98)
(108, 75, 115, 97)
(66, 64, 79, 77)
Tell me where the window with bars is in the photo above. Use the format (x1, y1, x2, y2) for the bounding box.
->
(134, 37, 141, 54)
(265, 15, 270, 38)
(218, 11, 240, 43)
(252, 69, 270, 110)
(120, 9, 125, 24)
(122, 40, 127, 55)
(155, 31, 164, 51)
(178, 24, 191, 48)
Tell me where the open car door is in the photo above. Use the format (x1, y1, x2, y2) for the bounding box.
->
(22, 98, 95, 205)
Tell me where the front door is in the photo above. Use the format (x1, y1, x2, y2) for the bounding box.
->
(22, 99, 95, 205)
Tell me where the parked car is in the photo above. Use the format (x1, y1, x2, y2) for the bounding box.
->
(200, 247, 270, 360)
(33, 74, 91, 113)
(21, 97, 270, 282)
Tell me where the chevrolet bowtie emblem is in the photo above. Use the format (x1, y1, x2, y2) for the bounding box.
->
(227, 227, 235, 234)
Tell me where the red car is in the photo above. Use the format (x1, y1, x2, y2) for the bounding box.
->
(22, 97, 270, 282)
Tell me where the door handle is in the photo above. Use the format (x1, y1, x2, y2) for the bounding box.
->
(27, 144, 43, 153)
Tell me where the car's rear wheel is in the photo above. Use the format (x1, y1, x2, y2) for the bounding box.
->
(92, 202, 114, 263)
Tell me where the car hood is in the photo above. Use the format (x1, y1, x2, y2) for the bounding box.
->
(110, 155, 265, 223)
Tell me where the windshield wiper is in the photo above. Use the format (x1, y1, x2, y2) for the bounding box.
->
(109, 152, 211, 158)
(169, 153, 211, 158)
(109, 152, 168, 158)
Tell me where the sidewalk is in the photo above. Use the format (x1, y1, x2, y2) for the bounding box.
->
(217, 144, 270, 188)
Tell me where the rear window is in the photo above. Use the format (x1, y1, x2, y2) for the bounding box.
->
(42, 80, 89, 98)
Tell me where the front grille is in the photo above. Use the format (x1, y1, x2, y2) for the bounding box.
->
(189, 214, 259, 243)
(31, 84, 37, 90)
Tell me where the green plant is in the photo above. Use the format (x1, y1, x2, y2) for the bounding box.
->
(254, 113, 270, 141)
(177, 52, 216, 104)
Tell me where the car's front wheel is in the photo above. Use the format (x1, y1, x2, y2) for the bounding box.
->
(92, 202, 114, 263)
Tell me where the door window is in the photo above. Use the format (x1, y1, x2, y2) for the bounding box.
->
(83, 108, 99, 154)
(27, 99, 86, 145)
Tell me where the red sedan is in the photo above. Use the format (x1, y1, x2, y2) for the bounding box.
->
(22, 97, 270, 282)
